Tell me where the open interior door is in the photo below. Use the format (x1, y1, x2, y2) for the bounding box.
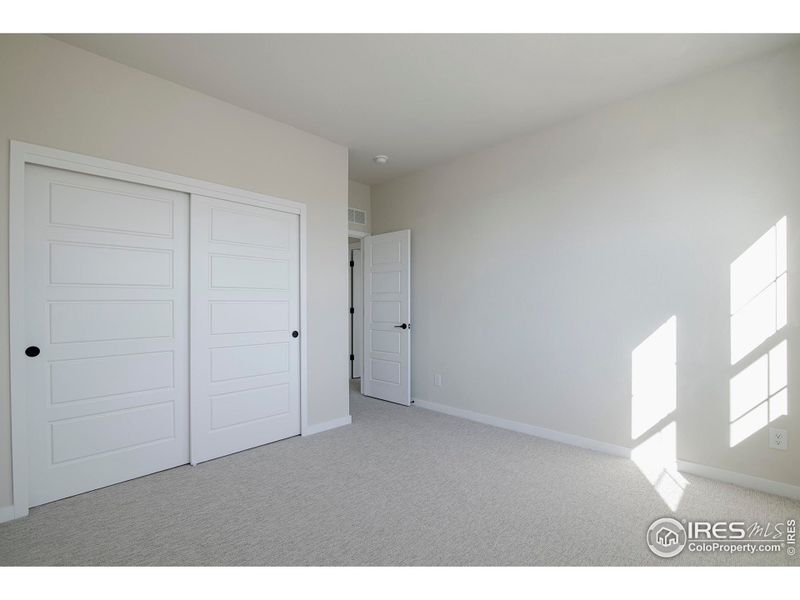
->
(362, 230, 411, 405)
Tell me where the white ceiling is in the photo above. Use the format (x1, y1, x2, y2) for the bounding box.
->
(54, 34, 798, 185)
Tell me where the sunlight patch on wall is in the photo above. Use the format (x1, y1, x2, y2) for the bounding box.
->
(631, 316, 685, 511)
(631, 316, 677, 440)
(730, 217, 787, 364)
(729, 217, 788, 447)
(729, 340, 788, 446)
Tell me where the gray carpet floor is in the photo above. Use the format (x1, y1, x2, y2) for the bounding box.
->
(1, 381, 798, 566)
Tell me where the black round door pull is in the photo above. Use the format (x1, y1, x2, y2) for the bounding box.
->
(292, 331, 299, 338)
(25, 346, 40, 357)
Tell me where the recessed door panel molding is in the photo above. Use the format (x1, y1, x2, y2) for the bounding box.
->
(371, 271, 401, 294)
(50, 351, 174, 404)
(371, 330, 401, 355)
(362, 230, 411, 406)
(371, 239, 402, 265)
(49, 181, 174, 237)
(51, 402, 175, 464)
(210, 301, 289, 335)
(50, 242, 173, 287)
(191, 194, 300, 464)
(210, 254, 289, 290)
(210, 343, 289, 382)
(210, 384, 290, 431)
(371, 300, 402, 323)
(24, 164, 190, 507)
(49, 301, 174, 344)
(371, 359, 402, 385)
(211, 207, 290, 249)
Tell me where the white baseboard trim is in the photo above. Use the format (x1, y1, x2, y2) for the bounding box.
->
(303, 415, 352, 436)
(0, 505, 17, 524)
(412, 398, 630, 458)
(676, 459, 800, 500)
(413, 398, 800, 501)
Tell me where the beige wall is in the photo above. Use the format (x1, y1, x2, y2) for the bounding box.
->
(348, 179, 371, 234)
(0, 35, 350, 509)
(372, 44, 800, 489)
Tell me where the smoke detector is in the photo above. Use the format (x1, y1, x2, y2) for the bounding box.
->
(373, 155, 389, 165)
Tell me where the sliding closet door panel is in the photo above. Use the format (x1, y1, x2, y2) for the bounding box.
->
(24, 164, 190, 507)
(190, 195, 300, 463)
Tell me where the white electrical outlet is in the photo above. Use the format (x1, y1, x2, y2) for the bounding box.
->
(434, 374, 442, 387)
(769, 428, 788, 450)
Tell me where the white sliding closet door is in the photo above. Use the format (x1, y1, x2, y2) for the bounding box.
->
(19, 155, 303, 509)
(190, 195, 301, 463)
(24, 165, 190, 507)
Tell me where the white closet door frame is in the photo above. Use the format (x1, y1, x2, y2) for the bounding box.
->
(8, 141, 309, 520)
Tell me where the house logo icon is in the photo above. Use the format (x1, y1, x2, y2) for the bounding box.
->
(656, 527, 678, 546)
(647, 517, 687, 558)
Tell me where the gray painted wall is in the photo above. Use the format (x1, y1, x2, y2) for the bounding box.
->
(348, 180, 371, 234)
(372, 44, 800, 489)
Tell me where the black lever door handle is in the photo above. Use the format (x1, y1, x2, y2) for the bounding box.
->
(25, 346, 40, 357)
(394, 323, 408, 329)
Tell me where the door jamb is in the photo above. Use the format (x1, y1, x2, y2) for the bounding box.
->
(347, 230, 367, 383)
(8, 141, 309, 520)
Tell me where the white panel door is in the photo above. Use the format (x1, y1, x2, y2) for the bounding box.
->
(362, 230, 411, 405)
(24, 165, 189, 507)
(190, 195, 300, 463)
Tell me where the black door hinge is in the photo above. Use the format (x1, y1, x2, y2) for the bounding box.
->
(350, 354, 355, 361)
(349, 307, 354, 314)
(349, 260, 354, 267)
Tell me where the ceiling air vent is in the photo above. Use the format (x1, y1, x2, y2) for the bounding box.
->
(348, 208, 367, 225)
